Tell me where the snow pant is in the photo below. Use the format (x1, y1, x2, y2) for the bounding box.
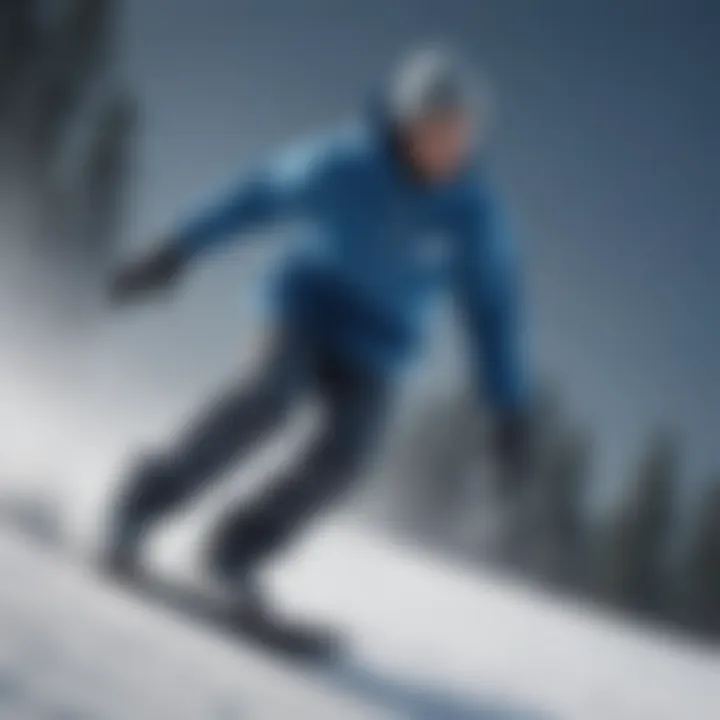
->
(113, 326, 391, 576)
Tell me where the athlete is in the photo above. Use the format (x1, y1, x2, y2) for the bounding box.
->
(106, 47, 532, 600)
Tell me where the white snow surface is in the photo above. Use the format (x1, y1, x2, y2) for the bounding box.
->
(0, 520, 718, 720)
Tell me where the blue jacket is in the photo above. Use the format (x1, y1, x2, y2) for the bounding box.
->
(176, 120, 528, 413)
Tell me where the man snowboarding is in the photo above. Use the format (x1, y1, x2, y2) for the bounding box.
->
(107, 47, 531, 605)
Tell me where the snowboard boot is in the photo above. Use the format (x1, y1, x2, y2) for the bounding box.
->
(104, 455, 178, 581)
(203, 508, 277, 621)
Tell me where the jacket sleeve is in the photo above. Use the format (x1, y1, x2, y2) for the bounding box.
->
(453, 190, 530, 415)
(174, 140, 339, 256)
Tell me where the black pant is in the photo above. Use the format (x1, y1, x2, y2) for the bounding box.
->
(114, 328, 391, 577)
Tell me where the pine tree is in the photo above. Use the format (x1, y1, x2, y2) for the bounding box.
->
(0, 0, 39, 111)
(387, 392, 477, 547)
(80, 92, 138, 268)
(19, 1, 118, 169)
(682, 477, 720, 637)
(0, 1, 133, 341)
(529, 425, 591, 587)
(598, 430, 679, 616)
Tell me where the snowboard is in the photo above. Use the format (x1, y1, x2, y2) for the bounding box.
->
(0, 493, 344, 664)
(105, 564, 344, 663)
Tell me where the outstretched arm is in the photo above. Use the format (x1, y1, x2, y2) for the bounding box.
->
(109, 140, 337, 303)
(176, 141, 336, 255)
(454, 191, 528, 414)
(454, 189, 532, 488)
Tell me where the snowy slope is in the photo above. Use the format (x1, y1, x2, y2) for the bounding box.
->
(257, 522, 720, 720)
(0, 528, 392, 720)
(1, 520, 718, 720)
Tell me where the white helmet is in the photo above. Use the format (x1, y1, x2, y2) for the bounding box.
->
(387, 45, 488, 125)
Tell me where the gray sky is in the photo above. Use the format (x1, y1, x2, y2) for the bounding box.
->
(113, 0, 719, 489)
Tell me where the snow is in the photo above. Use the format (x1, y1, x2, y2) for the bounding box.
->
(0, 528, 388, 720)
(269, 523, 720, 719)
(0, 519, 718, 719)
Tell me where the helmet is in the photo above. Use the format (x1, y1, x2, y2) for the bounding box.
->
(387, 45, 487, 125)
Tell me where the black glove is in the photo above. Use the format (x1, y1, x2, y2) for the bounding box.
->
(491, 412, 532, 495)
(109, 241, 187, 305)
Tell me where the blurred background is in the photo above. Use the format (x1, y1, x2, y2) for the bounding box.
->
(0, 0, 718, 647)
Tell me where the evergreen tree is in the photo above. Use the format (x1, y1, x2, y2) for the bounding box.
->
(0, 0, 39, 111)
(529, 425, 591, 587)
(80, 91, 138, 266)
(682, 477, 720, 637)
(388, 392, 477, 547)
(598, 429, 679, 616)
(0, 1, 132, 339)
(20, 0, 118, 168)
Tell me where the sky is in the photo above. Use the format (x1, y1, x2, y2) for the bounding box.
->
(101, 0, 719, 492)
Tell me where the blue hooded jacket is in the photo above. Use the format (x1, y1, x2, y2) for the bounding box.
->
(176, 119, 528, 413)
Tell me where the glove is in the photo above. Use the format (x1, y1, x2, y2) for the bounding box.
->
(491, 412, 532, 495)
(109, 241, 187, 305)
